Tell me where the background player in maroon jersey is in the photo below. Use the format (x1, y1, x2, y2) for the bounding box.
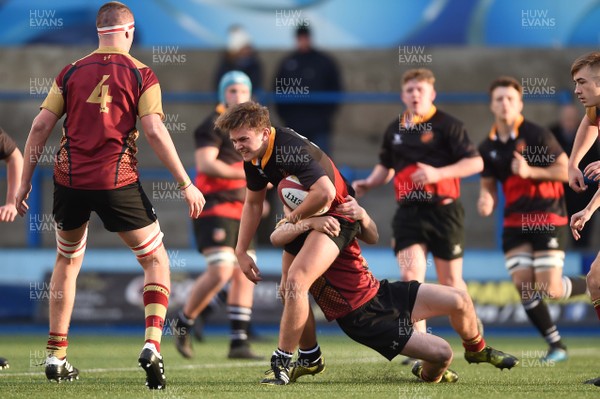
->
(567, 52, 600, 387)
(14, 2, 205, 389)
(175, 71, 262, 360)
(215, 101, 359, 384)
(0, 128, 23, 370)
(352, 68, 483, 357)
(266, 196, 518, 385)
(478, 76, 586, 363)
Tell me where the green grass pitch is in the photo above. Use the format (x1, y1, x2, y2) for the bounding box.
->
(0, 333, 598, 398)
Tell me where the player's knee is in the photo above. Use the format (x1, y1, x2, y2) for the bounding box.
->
(56, 227, 88, 259)
(586, 271, 600, 297)
(283, 274, 310, 300)
(429, 341, 453, 366)
(506, 253, 533, 278)
(130, 223, 165, 264)
(452, 288, 472, 314)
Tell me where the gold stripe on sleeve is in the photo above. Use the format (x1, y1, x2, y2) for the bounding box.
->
(138, 83, 164, 120)
(40, 81, 65, 117)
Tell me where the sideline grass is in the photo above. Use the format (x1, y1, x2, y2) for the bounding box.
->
(0, 334, 598, 398)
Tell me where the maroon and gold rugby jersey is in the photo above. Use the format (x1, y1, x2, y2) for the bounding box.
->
(0, 128, 17, 160)
(310, 239, 380, 321)
(41, 46, 164, 189)
(244, 126, 353, 221)
(379, 106, 479, 204)
(479, 117, 567, 228)
(194, 105, 246, 219)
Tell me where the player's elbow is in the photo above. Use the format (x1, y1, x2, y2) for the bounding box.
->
(470, 156, 484, 174)
(141, 114, 167, 141)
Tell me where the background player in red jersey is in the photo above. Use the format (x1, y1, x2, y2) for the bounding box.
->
(175, 71, 262, 360)
(567, 52, 600, 387)
(352, 68, 483, 358)
(266, 196, 518, 385)
(14, 2, 205, 390)
(0, 128, 23, 370)
(478, 76, 586, 363)
(215, 101, 359, 384)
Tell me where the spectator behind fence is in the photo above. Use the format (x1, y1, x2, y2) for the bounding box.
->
(213, 25, 263, 97)
(273, 23, 342, 155)
(549, 103, 599, 249)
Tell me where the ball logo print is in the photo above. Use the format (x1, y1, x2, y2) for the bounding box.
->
(277, 175, 329, 215)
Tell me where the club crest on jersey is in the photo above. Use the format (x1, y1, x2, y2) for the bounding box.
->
(393, 133, 402, 145)
(515, 138, 527, 153)
(420, 131, 434, 143)
(547, 237, 559, 249)
(490, 150, 498, 159)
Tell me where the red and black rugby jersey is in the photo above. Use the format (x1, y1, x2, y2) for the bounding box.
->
(379, 106, 479, 204)
(479, 117, 567, 228)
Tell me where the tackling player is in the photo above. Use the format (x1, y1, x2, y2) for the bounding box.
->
(14, 1, 205, 390)
(478, 76, 587, 363)
(266, 196, 518, 385)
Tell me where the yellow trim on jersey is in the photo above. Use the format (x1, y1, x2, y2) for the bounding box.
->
(401, 105, 437, 128)
(586, 106, 597, 125)
(488, 114, 524, 141)
(139, 84, 164, 120)
(93, 47, 150, 69)
(40, 81, 65, 117)
(260, 127, 276, 169)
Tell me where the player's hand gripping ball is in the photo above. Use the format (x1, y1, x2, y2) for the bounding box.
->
(277, 175, 329, 215)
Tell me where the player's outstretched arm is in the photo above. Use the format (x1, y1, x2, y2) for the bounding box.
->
(569, 116, 598, 192)
(271, 215, 341, 248)
(334, 195, 379, 244)
(478, 177, 497, 217)
(352, 164, 394, 198)
(236, 187, 266, 283)
(571, 185, 600, 240)
(141, 114, 205, 218)
(0, 146, 23, 222)
(16, 109, 58, 216)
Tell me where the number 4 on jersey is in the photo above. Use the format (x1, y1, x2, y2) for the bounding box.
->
(87, 75, 112, 113)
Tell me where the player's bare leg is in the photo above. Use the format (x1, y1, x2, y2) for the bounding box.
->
(408, 283, 518, 381)
(226, 263, 262, 359)
(44, 223, 88, 383)
(264, 231, 338, 385)
(397, 244, 427, 364)
(174, 253, 233, 358)
(119, 222, 170, 390)
(397, 244, 427, 333)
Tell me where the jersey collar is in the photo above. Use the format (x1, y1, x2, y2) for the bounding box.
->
(401, 105, 437, 129)
(489, 114, 524, 141)
(252, 127, 276, 169)
(94, 46, 130, 55)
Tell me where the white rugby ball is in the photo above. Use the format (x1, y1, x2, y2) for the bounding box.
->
(277, 175, 329, 215)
